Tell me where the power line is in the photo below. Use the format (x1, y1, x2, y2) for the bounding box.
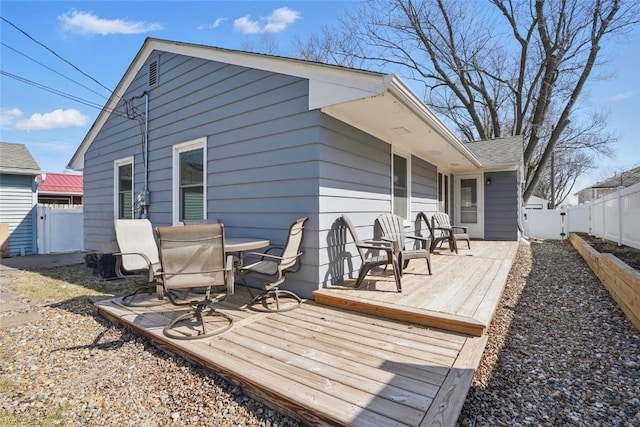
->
(1, 42, 109, 100)
(1, 70, 129, 119)
(1, 15, 115, 96)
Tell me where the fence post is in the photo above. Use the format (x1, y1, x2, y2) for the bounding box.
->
(617, 186, 623, 247)
(602, 195, 606, 240)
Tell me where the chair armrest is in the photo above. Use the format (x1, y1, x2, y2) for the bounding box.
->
(356, 239, 393, 251)
(368, 238, 400, 257)
(432, 226, 454, 236)
(114, 251, 156, 282)
(244, 251, 286, 262)
(405, 234, 430, 249)
(451, 226, 468, 233)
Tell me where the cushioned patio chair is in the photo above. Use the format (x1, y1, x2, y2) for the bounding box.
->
(431, 211, 471, 254)
(239, 217, 308, 312)
(114, 219, 163, 307)
(376, 213, 432, 275)
(341, 215, 402, 292)
(155, 223, 234, 340)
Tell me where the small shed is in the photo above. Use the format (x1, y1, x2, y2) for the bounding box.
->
(0, 142, 41, 256)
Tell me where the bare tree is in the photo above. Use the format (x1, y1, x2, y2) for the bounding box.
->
(295, 0, 638, 202)
(533, 146, 594, 207)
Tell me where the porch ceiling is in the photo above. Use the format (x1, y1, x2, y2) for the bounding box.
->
(321, 89, 480, 173)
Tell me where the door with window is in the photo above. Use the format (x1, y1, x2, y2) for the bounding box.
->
(455, 174, 483, 238)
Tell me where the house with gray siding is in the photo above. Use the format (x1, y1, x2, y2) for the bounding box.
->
(68, 38, 523, 298)
(0, 142, 41, 256)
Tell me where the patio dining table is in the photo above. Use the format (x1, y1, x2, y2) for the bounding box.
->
(225, 237, 270, 272)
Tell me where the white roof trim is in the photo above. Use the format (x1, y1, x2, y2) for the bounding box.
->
(68, 38, 479, 170)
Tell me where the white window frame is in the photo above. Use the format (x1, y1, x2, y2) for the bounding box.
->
(172, 138, 207, 225)
(391, 150, 411, 222)
(114, 156, 134, 220)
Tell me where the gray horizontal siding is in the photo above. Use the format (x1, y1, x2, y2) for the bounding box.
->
(410, 156, 438, 243)
(317, 113, 394, 287)
(484, 171, 518, 240)
(0, 174, 37, 255)
(83, 52, 322, 298)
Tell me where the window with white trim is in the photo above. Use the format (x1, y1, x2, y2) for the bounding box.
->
(392, 153, 410, 220)
(114, 157, 134, 219)
(173, 138, 206, 224)
(438, 172, 449, 213)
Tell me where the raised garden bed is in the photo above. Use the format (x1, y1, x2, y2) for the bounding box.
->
(569, 233, 640, 331)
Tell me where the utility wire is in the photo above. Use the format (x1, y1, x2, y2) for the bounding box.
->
(1, 70, 129, 119)
(1, 42, 109, 100)
(1, 15, 114, 96)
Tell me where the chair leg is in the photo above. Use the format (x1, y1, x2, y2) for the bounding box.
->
(355, 264, 375, 288)
(426, 253, 432, 275)
(163, 303, 233, 340)
(392, 256, 402, 292)
(249, 289, 302, 312)
(450, 237, 459, 254)
(121, 284, 165, 307)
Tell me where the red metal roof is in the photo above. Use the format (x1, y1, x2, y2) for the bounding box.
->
(38, 173, 83, 194)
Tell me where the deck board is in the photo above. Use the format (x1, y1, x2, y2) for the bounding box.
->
(314, 241, 519, 336)
(95, 240, 519, 426)
(96, 293, 486, 426)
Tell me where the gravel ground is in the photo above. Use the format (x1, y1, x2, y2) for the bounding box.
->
(458, 240, 640, 427)
(1, 240, 638, 426)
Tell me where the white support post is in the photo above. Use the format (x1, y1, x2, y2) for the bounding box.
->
(617, 186, 623, 247)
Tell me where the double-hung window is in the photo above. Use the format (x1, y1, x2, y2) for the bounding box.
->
(114, 157, 134, 219)
(173, 138, 206, 224)
(392, 153, 410, 220)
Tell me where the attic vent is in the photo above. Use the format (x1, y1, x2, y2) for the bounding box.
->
(148, 61, 158, 87)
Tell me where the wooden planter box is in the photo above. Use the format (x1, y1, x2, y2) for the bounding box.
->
(569, 233, 640, 331)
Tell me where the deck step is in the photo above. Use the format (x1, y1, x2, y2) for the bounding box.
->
(314, 289, 487, 336)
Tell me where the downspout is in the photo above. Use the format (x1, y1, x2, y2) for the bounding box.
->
(142, 91, 150, 218)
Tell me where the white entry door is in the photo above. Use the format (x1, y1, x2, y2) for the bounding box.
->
(455, 174, 483, 238)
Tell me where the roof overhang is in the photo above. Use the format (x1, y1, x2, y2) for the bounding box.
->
(0, 167, 40, 176)
(320, 75, 481, 171)
(68, 38, 481, 172)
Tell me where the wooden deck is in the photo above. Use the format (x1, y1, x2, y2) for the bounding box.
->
(315, 240, 519, 336)
(94, 240, 519, 426)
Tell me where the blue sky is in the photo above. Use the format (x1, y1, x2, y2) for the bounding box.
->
(1, 1, 638, 196)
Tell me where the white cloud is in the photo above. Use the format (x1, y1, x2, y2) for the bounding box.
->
(16, 109, 88, 131)
(59, 9, 163, 35)
(198, 18, 227, 30)
(1, 108, 23, 126)
(233, 15, 262, 34)
(608, 91, 634, 102)
(264, 7, 301, 33)
(233, 7, 300, 34)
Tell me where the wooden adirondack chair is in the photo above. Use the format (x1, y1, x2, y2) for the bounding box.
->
(341, 215, 402, 292)
(376, 213, 432, 274)
(431, 212, 471, 254)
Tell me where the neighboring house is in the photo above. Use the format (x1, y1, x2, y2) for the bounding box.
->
(36, 172, 83, 205)
(574, 165, 640, 204)
(0, 142, 41, 256)
(68, 38, 524, 297)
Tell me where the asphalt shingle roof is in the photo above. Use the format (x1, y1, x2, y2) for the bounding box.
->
(590, 165, 640, 189)
(463, 136, 524, 167)
(0, 142, 41, 174)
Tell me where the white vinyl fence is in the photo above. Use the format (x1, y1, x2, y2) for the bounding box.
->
(522, 182, 640, 250)
(37, 205, 84, 254)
